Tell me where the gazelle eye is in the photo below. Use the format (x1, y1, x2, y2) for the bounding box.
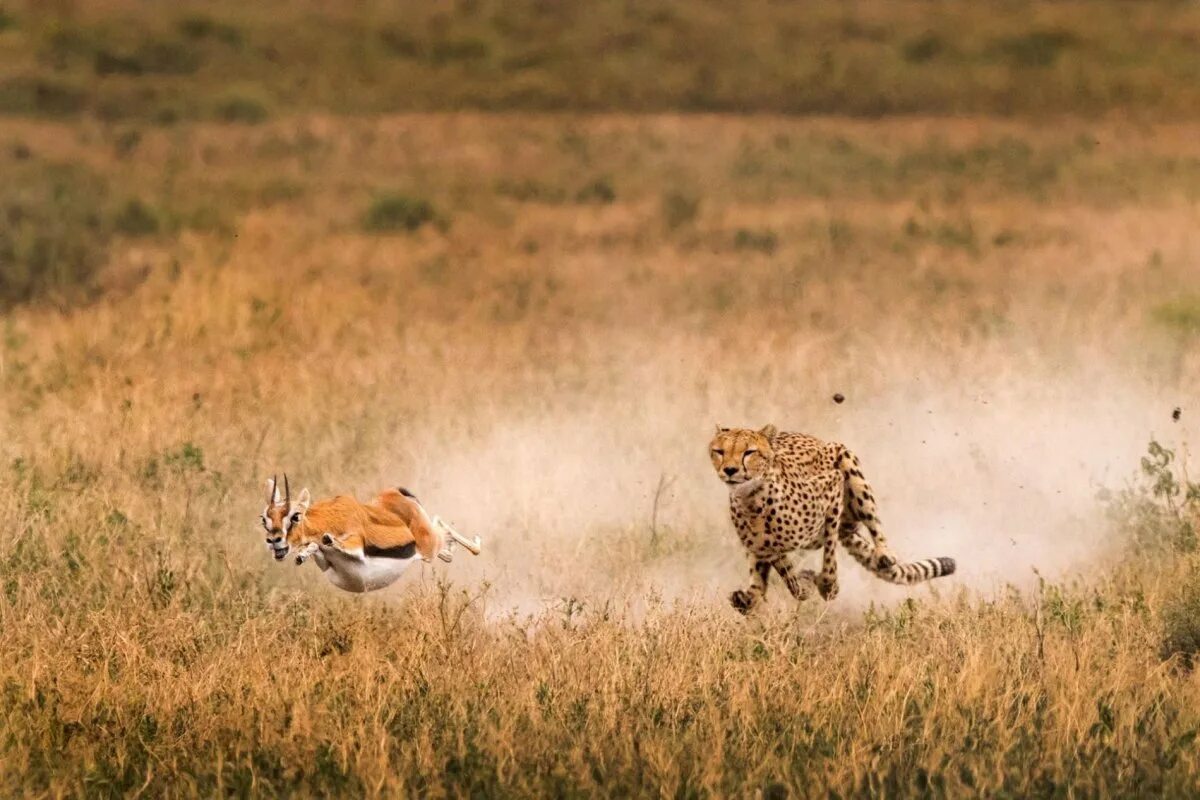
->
(262, 517, 270, 530)
(290, 513, 301, 524)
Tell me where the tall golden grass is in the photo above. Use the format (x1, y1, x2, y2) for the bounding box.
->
(2, 110, 1200, 796)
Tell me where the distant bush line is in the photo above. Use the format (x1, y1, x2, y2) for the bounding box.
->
(0, 2, 1197, 121)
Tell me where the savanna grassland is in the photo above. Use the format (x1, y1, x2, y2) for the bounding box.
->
(4, 1, 1200, 797)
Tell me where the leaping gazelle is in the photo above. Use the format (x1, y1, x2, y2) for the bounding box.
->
(260, 475, 481, 593)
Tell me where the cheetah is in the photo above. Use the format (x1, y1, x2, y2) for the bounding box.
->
(709, 424, 956, 614)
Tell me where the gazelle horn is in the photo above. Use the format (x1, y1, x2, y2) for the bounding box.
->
(283, 473, 291, 508)
(268, 474, 278, 505)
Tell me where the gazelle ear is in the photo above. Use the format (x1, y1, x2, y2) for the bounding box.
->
(295, 488, 311, 512)
(759, 424, 778, 440)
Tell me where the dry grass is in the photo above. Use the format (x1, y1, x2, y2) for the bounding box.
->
(3, 108, 1200, 796)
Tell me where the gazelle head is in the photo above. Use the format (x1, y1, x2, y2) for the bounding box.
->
(261, 474, 298, 561)
(260, 475, 315, 561)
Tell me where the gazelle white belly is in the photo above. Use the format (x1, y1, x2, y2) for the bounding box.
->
(320, 548, 419, 593)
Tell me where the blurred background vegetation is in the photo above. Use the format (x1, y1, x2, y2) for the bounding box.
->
(1, 0, 1199, 121)
(2, 0, 1200, 309)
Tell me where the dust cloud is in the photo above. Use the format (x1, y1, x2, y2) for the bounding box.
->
(369, 341, 1179, 617)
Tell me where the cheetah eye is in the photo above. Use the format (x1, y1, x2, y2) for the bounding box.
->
(744, 449, 758, 457)
(712, 449, 724, 456)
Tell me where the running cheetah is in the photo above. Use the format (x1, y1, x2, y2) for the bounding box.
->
(710, 424, 956, 613)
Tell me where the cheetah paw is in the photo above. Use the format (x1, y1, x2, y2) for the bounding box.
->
(791, 569, 819, 601)
(729, 590, 755, 615)
(814, 575, 839, 601)
(874, 552, 896, 570)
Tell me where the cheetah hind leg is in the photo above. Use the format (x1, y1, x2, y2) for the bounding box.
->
(772, 557, 818, 602)
(839, 515, 895, 571)
(812, 506, 843, 600)
(838, 452, 897, 569)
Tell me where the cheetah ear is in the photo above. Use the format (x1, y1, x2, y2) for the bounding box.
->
(714, 423, 724, 435)
(759, 424, 778, 440)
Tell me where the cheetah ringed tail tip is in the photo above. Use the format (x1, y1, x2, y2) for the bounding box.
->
(886, 555, 957, 585)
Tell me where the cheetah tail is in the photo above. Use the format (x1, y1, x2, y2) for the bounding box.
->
(883, 556, 956, 585)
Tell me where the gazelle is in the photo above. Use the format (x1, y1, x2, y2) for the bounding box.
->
(260, 475, 481, 593)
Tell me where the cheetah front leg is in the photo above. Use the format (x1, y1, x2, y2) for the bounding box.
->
(730, 557, 772, 615)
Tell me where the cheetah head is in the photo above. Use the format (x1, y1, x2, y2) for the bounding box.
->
(709, 424, 777, 485)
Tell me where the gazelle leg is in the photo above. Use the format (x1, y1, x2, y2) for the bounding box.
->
(293, 542, 320, 565)
(437, 517, 482, 556)
(429, 516, 455, 562)
(320, 531, 366, 560)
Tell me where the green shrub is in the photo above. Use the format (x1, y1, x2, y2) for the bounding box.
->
(990, 29, 1078, 68)
(113, 199, 160, 236)
(902, 33, 946, 63)
(429, 37, 490, 65)
(575, 178, 615, 205)
(0, 162, 110, 308)
(379, 26, 422, 58)
(213, 89, 270, 123)
(1152, 297, 1200, 337)
(661, 190, 700, 230)
(177, 15, 242, 46)
(180, 203, 235, 236)
(0, 75, 87, 117)
(256, 178, 305, 206)
(733, 228, 778, 254)
(362, 193, 437, 233)
(113, 129, 142, 159)
(1161, 569, 1200, 669)
(92, 49, 142, 76)
(39, 23, 98, 70)
(1104, 440, 1200, 556)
